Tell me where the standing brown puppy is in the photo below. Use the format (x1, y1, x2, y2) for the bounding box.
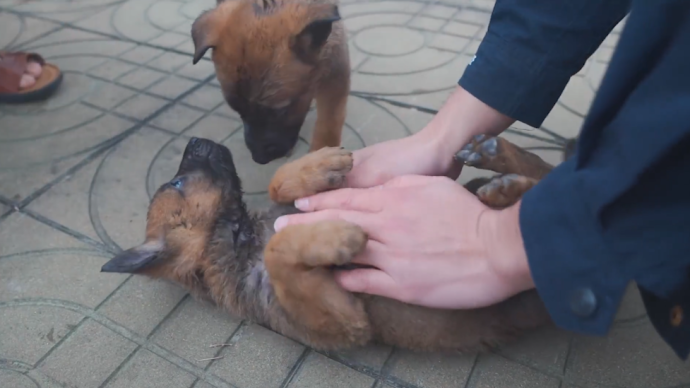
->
(191, 0, 350, 164)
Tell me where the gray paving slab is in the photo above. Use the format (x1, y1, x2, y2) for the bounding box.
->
(38, 320, 139, 387)
(103, 349, 198, 388)
(289, 353, 375, 388)
(208, 323, 305, 388)
(468, 354, 561, 388)
(0, 304, 83, 366)
(389, 350, 476, 387)
(1, 1, 687, 387)
(152, 297, 242, 368)
(332, 343, 393, 372)
(0, 369, 37, 388)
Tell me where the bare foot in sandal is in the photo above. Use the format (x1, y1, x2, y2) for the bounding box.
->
(0, 51, 62, 103)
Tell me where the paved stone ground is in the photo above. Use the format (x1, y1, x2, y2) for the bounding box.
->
(1, 1, 689, 387)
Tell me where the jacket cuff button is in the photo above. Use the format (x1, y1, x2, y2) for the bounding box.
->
(570, 287, 598, 317)
(671, 305, 684, 327)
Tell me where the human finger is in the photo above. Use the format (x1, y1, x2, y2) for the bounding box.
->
(294, 186, 386, 213)
(348, 239, 390, 269)
(334, 267, 400, 298)
(274, 208, 377, 233)
(382, 174, 451, 189)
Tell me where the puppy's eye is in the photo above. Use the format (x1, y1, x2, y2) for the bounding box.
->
(170, 178, 184, 189)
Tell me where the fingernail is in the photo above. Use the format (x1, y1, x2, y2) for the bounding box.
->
(274, 216, 287, 231)
(294, 198, 309, 210)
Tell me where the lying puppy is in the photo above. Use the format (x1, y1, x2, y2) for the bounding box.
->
(191, 0, 349, 164)
(101, 136, 557, 353)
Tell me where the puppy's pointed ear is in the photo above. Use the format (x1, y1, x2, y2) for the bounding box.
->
(101, 240, 163, 274)
(192, 9, 221, 65)
(292, 4, 341, 64)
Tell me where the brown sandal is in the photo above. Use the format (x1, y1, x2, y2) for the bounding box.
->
(0, 51, 63, 104)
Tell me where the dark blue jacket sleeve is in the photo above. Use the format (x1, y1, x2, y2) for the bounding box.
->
(518, 0, 690, 359)
(459, 0, 631, 128)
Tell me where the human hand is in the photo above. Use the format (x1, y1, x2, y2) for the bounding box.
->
(347, 132, 463, 188)
(273, 175, 535, 310)
(346, 86, 515, 188)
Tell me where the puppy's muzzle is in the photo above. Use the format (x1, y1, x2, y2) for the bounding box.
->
(185, 137, 215, 160)
(243, 122, 300, 165)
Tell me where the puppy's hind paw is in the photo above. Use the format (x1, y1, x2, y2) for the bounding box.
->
(455, 135, 554, 179)
(476, 174, 538, 208)
(269, 147, 353, 204)
(310, 220, 368, 267)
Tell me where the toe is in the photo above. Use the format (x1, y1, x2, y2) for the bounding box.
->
(487, 177, 503, 191)
(325, 150, 353, 171)
(19, 74, 36, 89)
(466, 152, 482, 164)
(480, 137, 498, 155)
(501, 173, 518, 185)
(26, 61, 43, 78)
(454, 149, 471, 162)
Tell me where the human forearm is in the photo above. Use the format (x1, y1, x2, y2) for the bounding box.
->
(460, 0, 631, 127)
(417, 86, 515, 175)
(346, 86, 515, 187)
(419, 0, 631, 175)
(347, 0, 630, 185)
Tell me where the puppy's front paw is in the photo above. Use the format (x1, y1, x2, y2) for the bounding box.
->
(476, 174, 537, 208)
(269, 147, 353, 204)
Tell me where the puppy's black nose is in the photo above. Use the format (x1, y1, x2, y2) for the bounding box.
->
(189, 137, 199, 146)
(265, 144, 280, 155)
